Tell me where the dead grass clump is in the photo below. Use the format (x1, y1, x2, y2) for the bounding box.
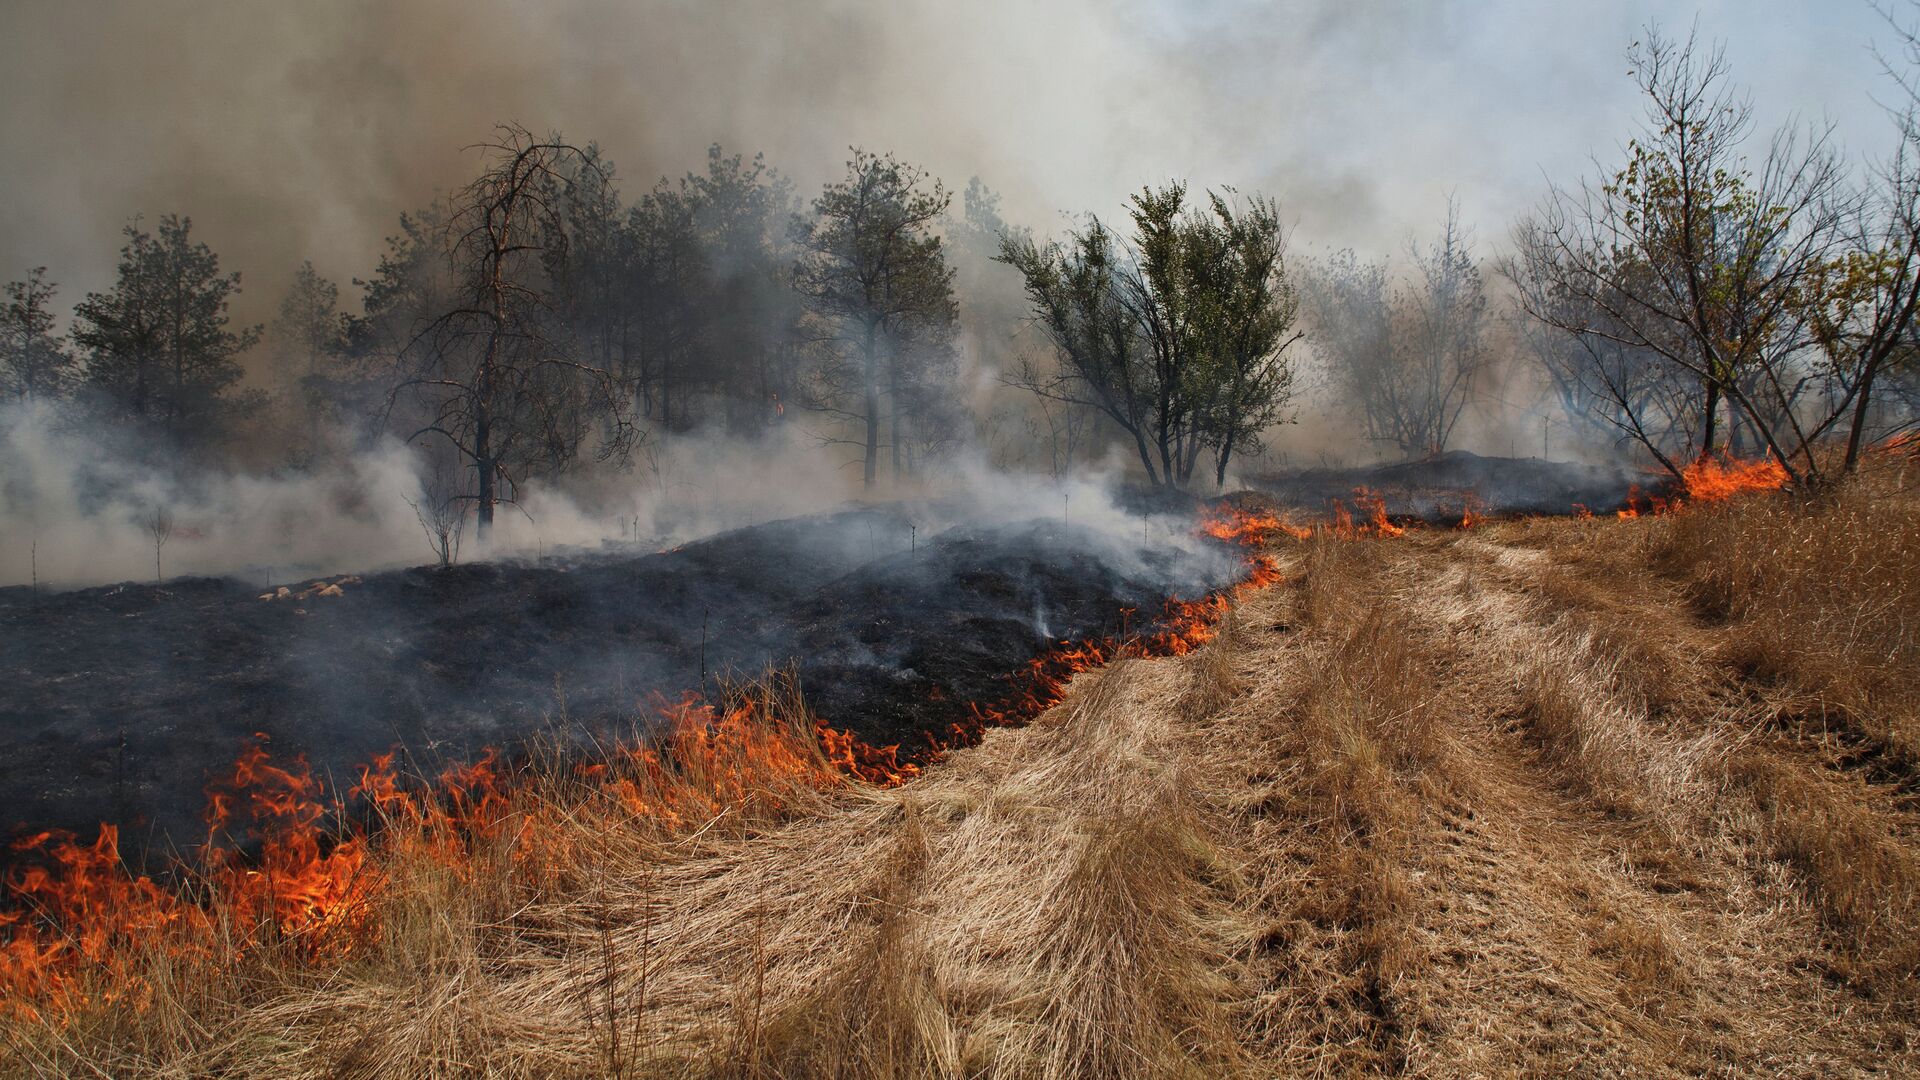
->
(1522, 653, 1652, 819)
(1180, 606, 1247, 721)
(743, 808, 960, 1079)
(1643, 471, 1920, 761)
(1587, 908, 1687, 1004)
(1730, 754, 1920, 985)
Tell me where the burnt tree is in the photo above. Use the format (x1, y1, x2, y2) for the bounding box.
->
(383, 125, 636, 540)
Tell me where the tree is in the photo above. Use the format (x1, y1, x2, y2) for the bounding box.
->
(1509, 29, 1850, 483)
(1512, 258, 1701, 472)
(72, 215, 261, 449)
(1305, 202, 1489, 458)
(625, 173, 708, 431)
(1001, 183, 1300, 488)
(1, 268, 77, 405)
(270, 261, 349, 464)
(1184, 192, 1302, 485)
(381, 125, 637, 540)
(1796, 143, 1920, 471)
(793, 150, 958, 488)
(143, 504, 174, 583)
(1001, 219, 1164, 479)
(683, 146, 805, 434)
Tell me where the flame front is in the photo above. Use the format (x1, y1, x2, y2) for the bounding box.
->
(0, 504, 1295, 1020)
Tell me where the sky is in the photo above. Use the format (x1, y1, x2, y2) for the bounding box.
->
(0, 0, 1907, 324)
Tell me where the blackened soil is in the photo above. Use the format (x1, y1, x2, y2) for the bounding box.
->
(1250, 450, 1662, 520)
(0, 508, 1234, 862)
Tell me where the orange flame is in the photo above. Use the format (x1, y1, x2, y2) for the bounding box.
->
(1678, 455, 1788, 502)
(1616, 454, 1788, 519)
(2, 505, 1293, 1021)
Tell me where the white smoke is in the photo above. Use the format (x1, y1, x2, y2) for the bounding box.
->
(1, 403, 1222, 591)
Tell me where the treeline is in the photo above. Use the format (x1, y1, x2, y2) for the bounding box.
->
(7, 22, 1920, 539)
(0, 131, 1004, 538)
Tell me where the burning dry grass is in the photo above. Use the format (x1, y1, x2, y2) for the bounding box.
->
(212, 659, 1240, 1080)
(2, 664, 1215, 1076)
(10, 478, 1920, 1076)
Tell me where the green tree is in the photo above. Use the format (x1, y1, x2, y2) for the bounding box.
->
(72, 215, 261, 448)
(270, 260, 349, 464)
(0, 267, 77, 405)
(793, 150, 958, 488)
(1001, 184, 1300, 488)
(1183, 191, 1302, 484)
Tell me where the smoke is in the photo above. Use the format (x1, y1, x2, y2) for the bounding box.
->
(0, 0, 1901, 572)
(1, 397, 1224, 590)
(1, 1, 1894, 330)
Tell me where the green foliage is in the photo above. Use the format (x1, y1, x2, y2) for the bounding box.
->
(0, 267, 77, 405)
(1001, 183, 1300, 487)
(71, 214, 261, 449)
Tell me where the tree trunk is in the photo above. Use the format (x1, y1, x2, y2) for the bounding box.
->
(1127, 425, 1162, 487)
(862, 321, 879, 489)
(1843, 345, 1890, 473)
(1700, 376, 1721, 458)
(888, 341, 902, 482)
(474, 412, 494, 541)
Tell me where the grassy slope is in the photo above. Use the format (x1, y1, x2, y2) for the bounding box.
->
(8, 455, 1920, 1077)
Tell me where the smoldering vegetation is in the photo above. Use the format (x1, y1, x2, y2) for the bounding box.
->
(0, 496, 1238, 859)
(10, 5, 1920, 1073)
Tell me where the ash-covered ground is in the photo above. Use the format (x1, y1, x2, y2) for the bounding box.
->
(0, 505, 1237, 861)
(1249, 450, 1658, 519)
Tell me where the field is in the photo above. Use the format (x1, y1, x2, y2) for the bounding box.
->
(4, 455, 1919, 1077)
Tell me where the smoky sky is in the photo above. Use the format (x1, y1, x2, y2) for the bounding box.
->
(0, 0, 1904, 325)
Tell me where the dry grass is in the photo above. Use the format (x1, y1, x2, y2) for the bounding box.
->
(10, 472, 1920, 1076)
(1208, 536, 1450, 1076)
(1644, 459, 1920, 765)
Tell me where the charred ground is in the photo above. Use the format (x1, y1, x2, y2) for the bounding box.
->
(1249, 449, 1657, 520)
(0, 504, 1236, 858)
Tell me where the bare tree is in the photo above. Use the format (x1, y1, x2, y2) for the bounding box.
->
(404, 448, 467, 568)
(1508, 28, 1851, 483)
(382, 125, 638, 540)
(1305, 200, 1489, 458)
(143, 504, 174, 583)
(1510, 259, 1701, 472)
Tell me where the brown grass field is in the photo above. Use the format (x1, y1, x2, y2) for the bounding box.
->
(5, 452, 1920, 1077)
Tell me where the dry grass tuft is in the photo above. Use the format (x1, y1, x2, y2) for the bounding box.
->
(1223, 535, 1444, 1074)
(1730, 754, 1920, 985)
(1179, 607, 1246, 721)
(1644, 463, 1920, 763)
